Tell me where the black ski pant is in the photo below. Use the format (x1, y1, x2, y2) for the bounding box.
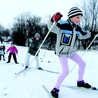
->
(7, 53, 18, 63)
(0, 55, 5, 60)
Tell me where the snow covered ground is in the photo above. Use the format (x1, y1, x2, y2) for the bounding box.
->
(0, 43, 98, 98)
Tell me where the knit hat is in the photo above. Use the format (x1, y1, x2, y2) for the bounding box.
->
(68, 7, 83, 18)
(34, 33, 41, 38)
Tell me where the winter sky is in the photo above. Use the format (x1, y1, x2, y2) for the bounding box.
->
(0, 0, 81, 28)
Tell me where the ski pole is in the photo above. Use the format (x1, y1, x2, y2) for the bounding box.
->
(41, 49, 47, 62)
(29, 22, 56, 66)
(70, 34, 98, 72)
(22, 50, 29, 66)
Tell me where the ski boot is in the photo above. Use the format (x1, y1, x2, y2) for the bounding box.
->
(77, 80, 91, 88)
(51, 88, 59, 98)
(38, 67, 43, 70)
(15, 62, 19, 64)
(25, 66, 28, 69)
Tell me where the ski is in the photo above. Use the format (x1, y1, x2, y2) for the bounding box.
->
(91, 86, 98, 90)
(15, 67, 59, 76)
(15, 69, 26, 75)
(43, 85, 54, 98)
(62, 85, 98, 91)
(15, 67, 32, 75)
(39, 69, 59, 74)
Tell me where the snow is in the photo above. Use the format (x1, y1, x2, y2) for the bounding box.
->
(0, 43, 98, 98)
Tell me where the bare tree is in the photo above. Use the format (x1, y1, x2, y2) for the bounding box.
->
(0, 24, 4, 36)
(80, 0, 98, 31)
(76, 0, 98, 50)
(11, 12, 42, 45)
(2, 29, 11, 41)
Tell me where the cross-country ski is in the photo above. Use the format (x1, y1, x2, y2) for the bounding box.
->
(43, 85, 54, 98)
(15, 67, 59, 75)
(62, 85, 98, 91)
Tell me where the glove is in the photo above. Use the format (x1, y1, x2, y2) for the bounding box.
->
(52, 12, 63, 22)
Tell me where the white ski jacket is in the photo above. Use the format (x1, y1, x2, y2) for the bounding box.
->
(47, 19, 91, 57)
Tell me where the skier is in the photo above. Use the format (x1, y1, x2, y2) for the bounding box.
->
(24, 33, 43, 70)
(6, 43, 19, 64)
(0, 44, 6, 61)
(47, 7, 92, 98)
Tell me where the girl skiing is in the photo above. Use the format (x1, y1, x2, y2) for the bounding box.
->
(47, 7, 91, 98)
(6, 43, 19, 64)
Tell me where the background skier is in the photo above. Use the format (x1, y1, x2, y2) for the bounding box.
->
(6, 43, 19, 64)
(24, 33, 43, 70)
(0, 44, 6, 61)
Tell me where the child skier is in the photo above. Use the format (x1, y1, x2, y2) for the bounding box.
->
(6, 43, 19, 64)
(0, 44, 5, 61)
(24, 33, 43, 70)
(47, 7, 91, 98)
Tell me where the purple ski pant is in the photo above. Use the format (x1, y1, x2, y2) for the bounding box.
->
(55, 53, 86, 89)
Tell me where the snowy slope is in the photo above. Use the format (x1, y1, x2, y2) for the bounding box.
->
(0, 43, 98, 98)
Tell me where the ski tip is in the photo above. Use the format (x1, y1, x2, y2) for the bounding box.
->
(91, 86, 98, 90)
(4, 93, 7, 96)
(15, 73, 16, 75)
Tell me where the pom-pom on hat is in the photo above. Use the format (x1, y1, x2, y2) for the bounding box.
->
(68, 7, 83, 18)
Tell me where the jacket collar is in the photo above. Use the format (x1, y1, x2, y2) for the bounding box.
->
(67, 19, 77, 28)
